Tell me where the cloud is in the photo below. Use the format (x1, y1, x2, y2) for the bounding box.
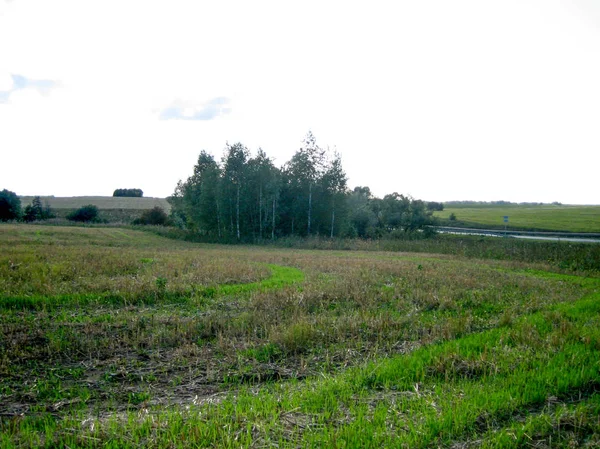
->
(0, 73, 59, 103)
(11, 74, 58, 92)
(159, 97, 232, 121)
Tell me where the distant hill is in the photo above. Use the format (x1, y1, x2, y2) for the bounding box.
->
(19, 196, 171, 223)
(20, 196, 171, 211)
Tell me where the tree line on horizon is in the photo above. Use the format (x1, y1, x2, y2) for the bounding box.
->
(113, 188, 144, 198)
(168, 132, 437, 241)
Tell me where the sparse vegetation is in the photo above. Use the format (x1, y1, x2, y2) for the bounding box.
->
(0, 224, 598, 447)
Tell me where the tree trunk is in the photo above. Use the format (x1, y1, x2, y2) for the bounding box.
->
(330, 208, 335, 238)
(236, 184, 240, 240)
(229, 198, 233, 235)
(229, 199, 234, 235)
(216, 200, 221, 238)
(307, 182, 312, 235)
(259, 184, 263, 239)
(272, 198, 275, 240)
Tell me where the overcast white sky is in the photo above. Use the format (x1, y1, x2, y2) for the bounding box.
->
(1, 0, 599, 204)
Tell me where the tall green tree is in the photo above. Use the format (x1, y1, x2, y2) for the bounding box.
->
(379, 193, 433, 233)
(188, 151, 222, 235)
(167, 180, 187, 228)
(168, 152, 222, 234)
(320, 152, 348, 237)
(247, 149, 280, 239)
(381, 193, 411, 231)
(221, 143, 249, 240)
(347, 186, 378, 238)
(0, 189, 22, 222)
(283, 131, 325, 235)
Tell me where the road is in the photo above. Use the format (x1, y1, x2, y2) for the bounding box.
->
(434, 226, 600, 243)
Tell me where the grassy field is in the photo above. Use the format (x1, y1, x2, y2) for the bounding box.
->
(434, 204, 600, 233)
(1, 225, 599, 447)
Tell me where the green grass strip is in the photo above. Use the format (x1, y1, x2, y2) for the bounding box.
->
(202, 264, 304, 296)
(0, 263, 304, 310)
(478, 393, 600, 448)
(2, 271, 597, 448)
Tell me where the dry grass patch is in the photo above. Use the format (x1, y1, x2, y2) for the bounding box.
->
(0, 224, 598, 448)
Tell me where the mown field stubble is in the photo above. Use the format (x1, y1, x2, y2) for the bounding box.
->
(1, 225, 599, 448)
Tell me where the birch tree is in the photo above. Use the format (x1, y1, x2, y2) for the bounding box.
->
(283, 131, 325, 235)
(222, 143, 249, 240)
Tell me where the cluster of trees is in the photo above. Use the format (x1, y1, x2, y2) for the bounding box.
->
(169, 133, 435, 241)
(113, 188, 143, 197)
(426, 201, 444, 212)
(345, 187, 435, 239)
(23, 196, 55, 222)
(0, 191, 55, 222)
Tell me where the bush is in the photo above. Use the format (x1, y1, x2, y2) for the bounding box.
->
(113, 188, 143, 197)
(67, 205, 99, 222)
(0, 189, 22, 221)
(132, 206, 169, 226)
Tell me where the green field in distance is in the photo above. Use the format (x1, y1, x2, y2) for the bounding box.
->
(435, 204, 600, 233)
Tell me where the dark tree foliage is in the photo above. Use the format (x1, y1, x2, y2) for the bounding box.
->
(23, 196, 55, 222)
(320, 152, 348, 238)
(427, 201, 444, 211)
(67, 205, 99, 222)
(0, 189, 22, 222)
(246, 149, 279, 240)
(113, 189, 143, 197)
(281, 132, 326, 236)
(167, 180, 187, 228)
(169, 133, 435, 241)
(133, 206, 169, 226)
(222, 143, 250, 240)
(347, 187, 378, 238)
